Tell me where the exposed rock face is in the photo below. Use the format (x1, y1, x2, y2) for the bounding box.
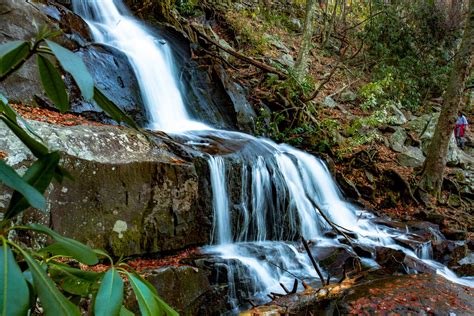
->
(0, 121, 212, 256)
(214, 66, 256, 133)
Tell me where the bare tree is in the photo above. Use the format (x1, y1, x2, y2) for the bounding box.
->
(419, 0, 474, 197)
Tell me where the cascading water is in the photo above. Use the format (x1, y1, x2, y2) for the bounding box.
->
(73, 0, 208, 132)
(74, 0, 473, 312)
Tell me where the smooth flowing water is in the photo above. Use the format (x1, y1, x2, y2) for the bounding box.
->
(74, 0, 473, 312)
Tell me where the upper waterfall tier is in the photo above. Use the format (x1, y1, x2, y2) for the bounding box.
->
(73, 0, 209, 132)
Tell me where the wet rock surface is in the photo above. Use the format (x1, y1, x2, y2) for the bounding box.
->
(73, 44, 147, 125)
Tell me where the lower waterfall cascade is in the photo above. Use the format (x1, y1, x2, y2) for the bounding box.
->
(73, 0, 473, 312)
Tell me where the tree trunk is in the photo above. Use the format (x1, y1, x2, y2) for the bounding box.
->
(419, 0, 474, 196)
(322, 0, 339, 49)
(294, 0, 317, 82)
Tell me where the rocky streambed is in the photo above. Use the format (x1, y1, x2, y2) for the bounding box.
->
(1, 119, 472, 314)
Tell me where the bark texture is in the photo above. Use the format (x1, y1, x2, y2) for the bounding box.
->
(419, 0, 474, 195)
(294, 0, 317, 82)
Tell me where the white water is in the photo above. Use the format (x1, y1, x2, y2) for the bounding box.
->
(74, 0, 474, 311)
(209, 156, 231, 245)
(73, 0, 208, 132)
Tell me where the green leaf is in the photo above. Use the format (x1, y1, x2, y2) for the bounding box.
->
(0, 93, 7, 105)
(93, 87, 139, 129)
(37, 54, 69, 113)
(13, 245, 80, 316)
(132, 272, 178, 316)
(125, 271, 178, 316)
(48, 263, 101, 296)
(48, 261, 101, 282)
(0, 40, 30, 76)
(23, 269, 38, 307)
(5, 152, 60, 220)
(0, 115, 49, 158)
(155, 294, 179, 316)
(45, 40, 94, 100)
(119, 306, 135, 316)
(0, 160, 46, 211)
(0, 242, 30, 316)
(125, 272, 160, 316)
(27, 224, 98, 265)
(95, 268, 123, 316)
(36, 25, 62, 42)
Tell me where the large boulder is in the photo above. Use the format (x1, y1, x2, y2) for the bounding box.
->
(213, 67, 256, 133)
(0, 121, 212, 256)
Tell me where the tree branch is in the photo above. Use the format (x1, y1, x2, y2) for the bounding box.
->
(300, 45, 348, 102)
(190, 24, 288, 78)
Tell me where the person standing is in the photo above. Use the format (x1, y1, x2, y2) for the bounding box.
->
(455, 111, 469, 149)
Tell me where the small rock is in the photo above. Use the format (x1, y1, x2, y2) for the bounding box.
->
(442, 229, 467, 241)
(397, 146, 425, 167)
(340, 90, 357, 102)
(288, 18, 302, 31)
(353, 245, 372, 258)
(356, 184, 374, 200)
(404, 256, 437, 274)
(389, 128, 407, 153)
(336, 172, 361, 199)
(375, 247, 406, 274)
(323, 96, 338, 108)
(364, 170, 374, 183)
(277, 53, 294, 67)
(454, 263, 474, 276)
(387, 103, 407, 125)
(458, 253, 474, 265)
(318, 246, 360, 278)
(263, 33, 290, 53)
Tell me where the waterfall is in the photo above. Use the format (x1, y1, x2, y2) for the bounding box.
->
(73, 0, 208, 132)
(208, 156, 231, 245)
(74, 0, 473, 312)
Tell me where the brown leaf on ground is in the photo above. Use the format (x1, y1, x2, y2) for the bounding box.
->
(11, 104, 107, 127)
